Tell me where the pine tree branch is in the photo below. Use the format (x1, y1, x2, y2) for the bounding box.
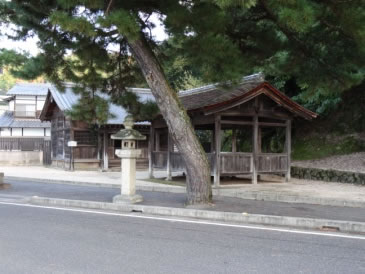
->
(259, 0, 346, 86)
(106, 0, 114, 15)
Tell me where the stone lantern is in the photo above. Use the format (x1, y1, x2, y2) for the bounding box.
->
(111, 115, 146, 204)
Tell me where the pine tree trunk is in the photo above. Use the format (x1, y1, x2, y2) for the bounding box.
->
(128, 37, 212, 205)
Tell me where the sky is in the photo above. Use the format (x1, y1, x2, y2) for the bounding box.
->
(0, 13, 168, 56)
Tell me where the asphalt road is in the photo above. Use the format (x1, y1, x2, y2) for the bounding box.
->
(0, 202, 364, 274)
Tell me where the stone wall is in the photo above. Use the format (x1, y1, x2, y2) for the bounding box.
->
(0, 151, 43, 166)
(291, 166, 365, 185)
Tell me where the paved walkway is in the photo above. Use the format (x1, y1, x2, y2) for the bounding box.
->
(1, 166, 365, 207)
(2, 178, 365, 223)
(215, 178, 365, 206)
(0, 166, 177, 188)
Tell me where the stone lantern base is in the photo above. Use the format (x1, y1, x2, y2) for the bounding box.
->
(113, 194, 143, 204)
(0, 172, 11, 190)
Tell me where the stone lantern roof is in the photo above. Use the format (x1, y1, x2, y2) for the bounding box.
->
(111, 115, 146, 141)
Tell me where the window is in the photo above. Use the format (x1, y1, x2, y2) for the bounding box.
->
(15, 104, 36, 117)
(74, 131, 97, 145)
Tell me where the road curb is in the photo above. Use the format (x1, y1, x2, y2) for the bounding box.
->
(29, 196, 365, 234)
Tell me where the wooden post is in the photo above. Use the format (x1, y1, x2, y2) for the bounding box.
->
(148, 123, 154, 178)
(252, 115, 258, 184)
(97, 132, 102, 160)
(285, 119, 292, 182)
(166, 131, 172, 181)
(211, 129, 215, 153)
(155, 131, 160, 152)
(214, 114, 221, 187)
(258, 127, 262, 153)
(103, 132, 109, 171)
(232, 129, 237, 153)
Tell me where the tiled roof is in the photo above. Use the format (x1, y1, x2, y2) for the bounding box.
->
(179, 73, 265, 110)
(7, 83, 51, 96)
(45, 84, 154, 125)
(0, 111, 50, 128)
(40, 72, 316, 124)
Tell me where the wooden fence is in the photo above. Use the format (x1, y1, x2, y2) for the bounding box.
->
(0, 137, 46, 151)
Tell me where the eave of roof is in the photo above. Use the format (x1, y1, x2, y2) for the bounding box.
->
(40, 73, 317, 125)
(7, 83, 51, 96)
(0, 111, 50, 128)
(202, 82, 317, 120)
(40, 85, 154, 126)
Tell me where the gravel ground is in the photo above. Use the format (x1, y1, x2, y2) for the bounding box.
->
(293, 152, 365, 173)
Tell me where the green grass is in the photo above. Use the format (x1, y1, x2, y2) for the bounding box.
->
(292, 135, 365, 161)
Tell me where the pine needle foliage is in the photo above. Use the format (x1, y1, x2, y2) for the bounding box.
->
(1, 0, 364, 115)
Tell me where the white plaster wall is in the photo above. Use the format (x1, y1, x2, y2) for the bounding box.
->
(11, 128, 22, 136)
(9, 100, 14, 111)
(0, 105, 8, 114)
(37, 98, 46, 111)
(0, 128, 11, 136)
(23, 128, 44, 137)
(16, 95, 36, 102)
(46, 128, 51, 137)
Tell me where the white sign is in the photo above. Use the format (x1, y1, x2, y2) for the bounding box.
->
(67, 141, 78, 147)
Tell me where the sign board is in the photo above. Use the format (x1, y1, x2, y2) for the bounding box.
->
(67, 141, 78, 147)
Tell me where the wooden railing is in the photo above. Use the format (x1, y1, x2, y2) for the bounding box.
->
(0, 137, 46, 151)
(152, 151, 288, 174)
(257, 153, 288, 173)
(220, 152, 252, 174)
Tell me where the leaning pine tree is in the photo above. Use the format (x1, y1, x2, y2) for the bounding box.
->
(1, 0, 254, 204)
(2, 0, 364, 203)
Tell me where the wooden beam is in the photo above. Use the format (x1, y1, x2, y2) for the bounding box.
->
(285, 120, 292, 182)
(221, 120, 253, 126)
(258, 122, 287, 127)
(214, 114, 221, 187)
(166, 132, 172, 180)
(148, 123, 154, 178)
(103, 132, 108, 171)
(192, 115, 215, 125)
(153, 119, 167, 129)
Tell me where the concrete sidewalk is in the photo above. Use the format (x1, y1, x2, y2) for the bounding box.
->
(2, 178, 365, 234)
(0, 166, 175, 188)
(1, 166, 365, 208)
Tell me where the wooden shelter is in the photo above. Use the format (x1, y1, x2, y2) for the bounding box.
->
(149, 74, 317, 185)
(40, 84, 152, 170)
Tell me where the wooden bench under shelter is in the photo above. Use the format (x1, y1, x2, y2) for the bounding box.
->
(149, 73, 317, 186)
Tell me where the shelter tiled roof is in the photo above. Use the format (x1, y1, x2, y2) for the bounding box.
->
(176, 73, 317, 120)
(179, 73, 265, 110)
(0, 111, 50, 128)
